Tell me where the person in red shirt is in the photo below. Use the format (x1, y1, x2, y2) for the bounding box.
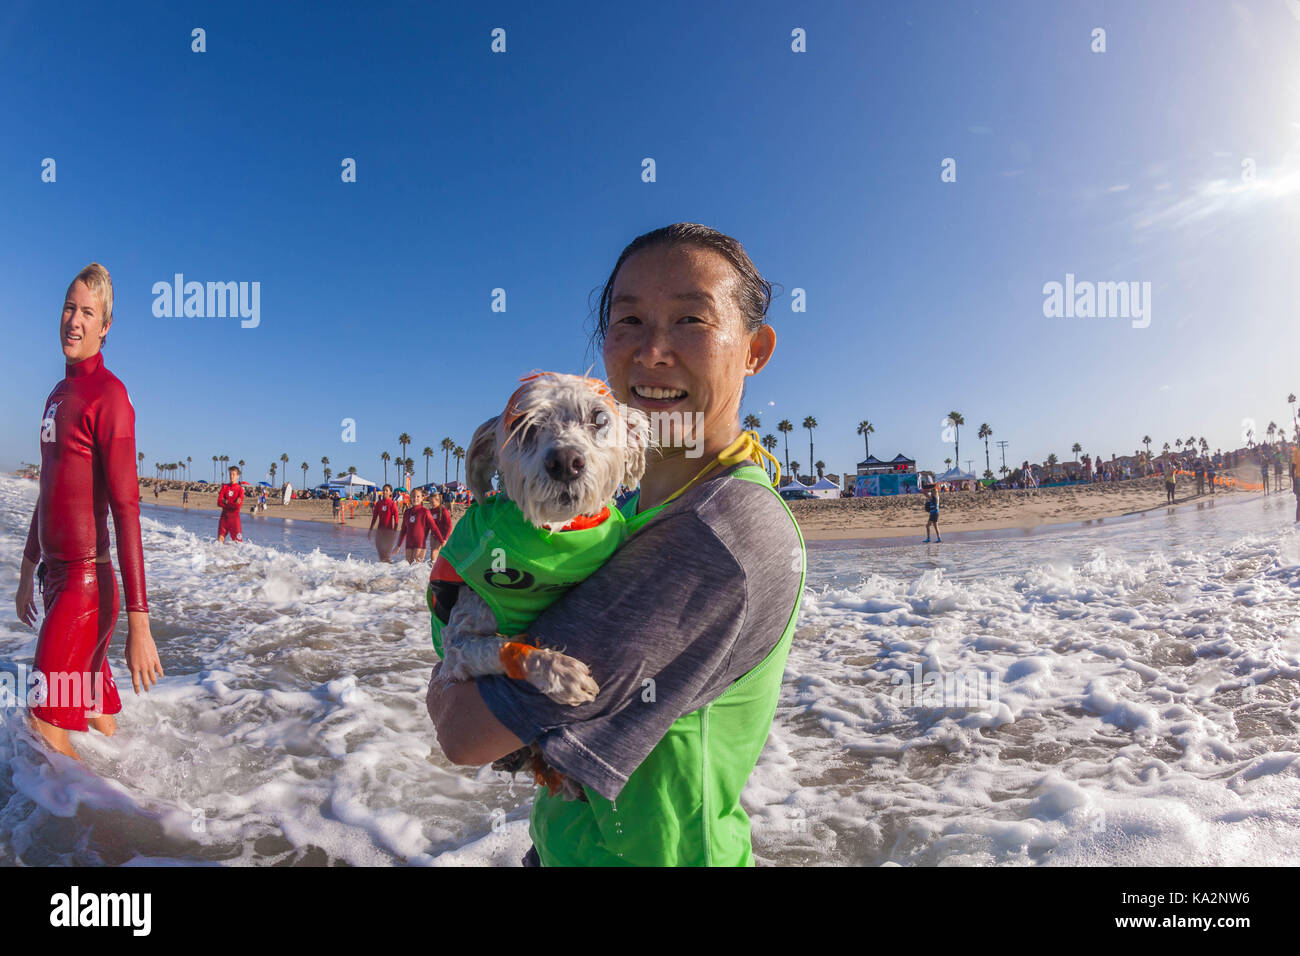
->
(13, 264, 164, 759)
(427, 491, 453, 563)
(396, 488, 436, 563)
(217, 466, 245, 542)
(368, 483, 401, 562)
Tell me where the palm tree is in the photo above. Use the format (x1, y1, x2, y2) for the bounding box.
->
(944, 457, 952, 469)
(348, 466, 356, 475)
(321, 456, 330, 483)
(300, 462, 309, 487)
(237, 459, 245, 472)
(323, 466, 332, 482)
(1290, 393, 1297, 429)
(946, 411, 965, 467)
(279, 453, 289, 484)
(743, 414, 761, 433)
(137, 451, 145, 478)
(441, 437, 454, 482)
(1141, 436, 1152, 473)
(398, 433, 412, 472)
(381, 451, 391, 484)
(761, 434, 779, 480)
(802, 416, 818, 479)
(815, 460, 826, 480)
(979, 424, 993, 476)
(211, 454, 217, 480)
(186, 456, 192, 481)
(1267, 422, 1278, 444)
(422, 446, 434, 484)
(857, 420, 874, 459)
(453, 445, 465, 482)
(1046, 453, 1059, 476)
(1071, 442, 1081, 462)
(777, 420, 793, 475)
(269, 462, 277, 485)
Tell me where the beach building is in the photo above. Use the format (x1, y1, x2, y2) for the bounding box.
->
(855, 452, 919, 496)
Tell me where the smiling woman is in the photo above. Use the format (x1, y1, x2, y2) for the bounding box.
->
(426, 223, 805, 867)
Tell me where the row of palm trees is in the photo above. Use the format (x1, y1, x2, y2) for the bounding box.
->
(138, 435, 472, 490)
(145, 391, 1300, 491)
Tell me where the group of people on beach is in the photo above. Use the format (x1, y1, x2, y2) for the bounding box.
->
(365, 484, 453, 564)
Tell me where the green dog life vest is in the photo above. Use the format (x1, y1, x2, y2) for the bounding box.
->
(429, 495, 628, 657)
(530, 463, 806, 866)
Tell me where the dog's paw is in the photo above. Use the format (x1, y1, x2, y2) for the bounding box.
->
(522, 648, 599, 705)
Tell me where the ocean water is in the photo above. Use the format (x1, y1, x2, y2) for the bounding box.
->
(1, 476, 1297, 866)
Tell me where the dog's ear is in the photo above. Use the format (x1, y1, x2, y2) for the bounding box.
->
(466, 415, 501, 503)
(621, 406, 652, 488)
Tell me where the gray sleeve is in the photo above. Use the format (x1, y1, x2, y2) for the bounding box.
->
(475, 478, 801, 801)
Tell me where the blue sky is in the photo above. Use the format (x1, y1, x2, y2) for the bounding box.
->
(2, 0, 1298, 484)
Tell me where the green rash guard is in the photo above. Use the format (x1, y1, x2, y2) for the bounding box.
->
(428, 495, 628, 657)
(528, 464, 805, 866)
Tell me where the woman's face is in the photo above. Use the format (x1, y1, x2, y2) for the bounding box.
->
(602, 243, 774, 450)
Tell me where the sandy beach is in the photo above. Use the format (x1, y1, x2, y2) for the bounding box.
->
(134, 473, 1268, 543)
(785, 474, 1259, 540)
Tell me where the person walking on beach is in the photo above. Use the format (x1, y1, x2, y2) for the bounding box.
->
(182, 486, 189, 508)
(1165, 470, 1176, 504)
(395, 488, 435, 563)
(923, 486, 941, 542)
(1206, 460, 1216, 496)
(427, 491, 452, 563)
(13, 263, 163, 759)
(1194, 460, 1205, 496)
(218, 466, 245, 542)
(1291, 443, 1300, 521)
(368, 483, 400, 562)
(1261, 453, 1270, 494)
(331, 492, 342, 524)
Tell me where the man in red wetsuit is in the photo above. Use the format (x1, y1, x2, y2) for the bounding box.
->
(217, 466, 244, 542)
(396, 488, 436, 563)
(13, 264, 164, 759)
(368, 483, 401, 562)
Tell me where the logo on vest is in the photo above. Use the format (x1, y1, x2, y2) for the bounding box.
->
(41, 402, 61, 443)
(482, 567, 536, 590)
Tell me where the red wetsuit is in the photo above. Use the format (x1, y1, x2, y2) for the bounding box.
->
(217, 482, 244, 540)
(429, 505, 452, 549)
(369, 497, 400, 531)
(396, 505, 434, 550)
(22, 351, 147, 731)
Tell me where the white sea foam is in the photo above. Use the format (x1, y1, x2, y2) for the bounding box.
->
(1, 476, 1298, 865)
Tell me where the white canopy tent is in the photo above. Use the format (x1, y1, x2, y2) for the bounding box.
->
(327, 474, 377, 497)
(808, 477, 841, 499)
(934, 466, 979, 490)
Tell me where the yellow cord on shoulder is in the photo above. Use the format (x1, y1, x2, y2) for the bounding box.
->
(660, 430, 782, 507)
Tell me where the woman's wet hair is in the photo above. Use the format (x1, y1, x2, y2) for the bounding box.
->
(589, 223, 774, 350)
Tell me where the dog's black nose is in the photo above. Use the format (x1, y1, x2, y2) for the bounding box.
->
(545, 448, 585, 483)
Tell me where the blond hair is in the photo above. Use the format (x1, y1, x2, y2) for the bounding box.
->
(69, 262, 113, 322)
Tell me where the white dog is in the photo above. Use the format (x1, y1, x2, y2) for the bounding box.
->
(429, 372, 650, 798)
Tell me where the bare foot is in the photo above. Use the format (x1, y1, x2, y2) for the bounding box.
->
(88, 713, 117, 736)
(27, 715, 81, 760)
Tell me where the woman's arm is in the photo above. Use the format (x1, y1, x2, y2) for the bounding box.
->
(434, 479, 800, 801)
(426, 665, 525, 764)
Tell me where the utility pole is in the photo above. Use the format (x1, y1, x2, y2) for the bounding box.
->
(996, 440, 1009, 472)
